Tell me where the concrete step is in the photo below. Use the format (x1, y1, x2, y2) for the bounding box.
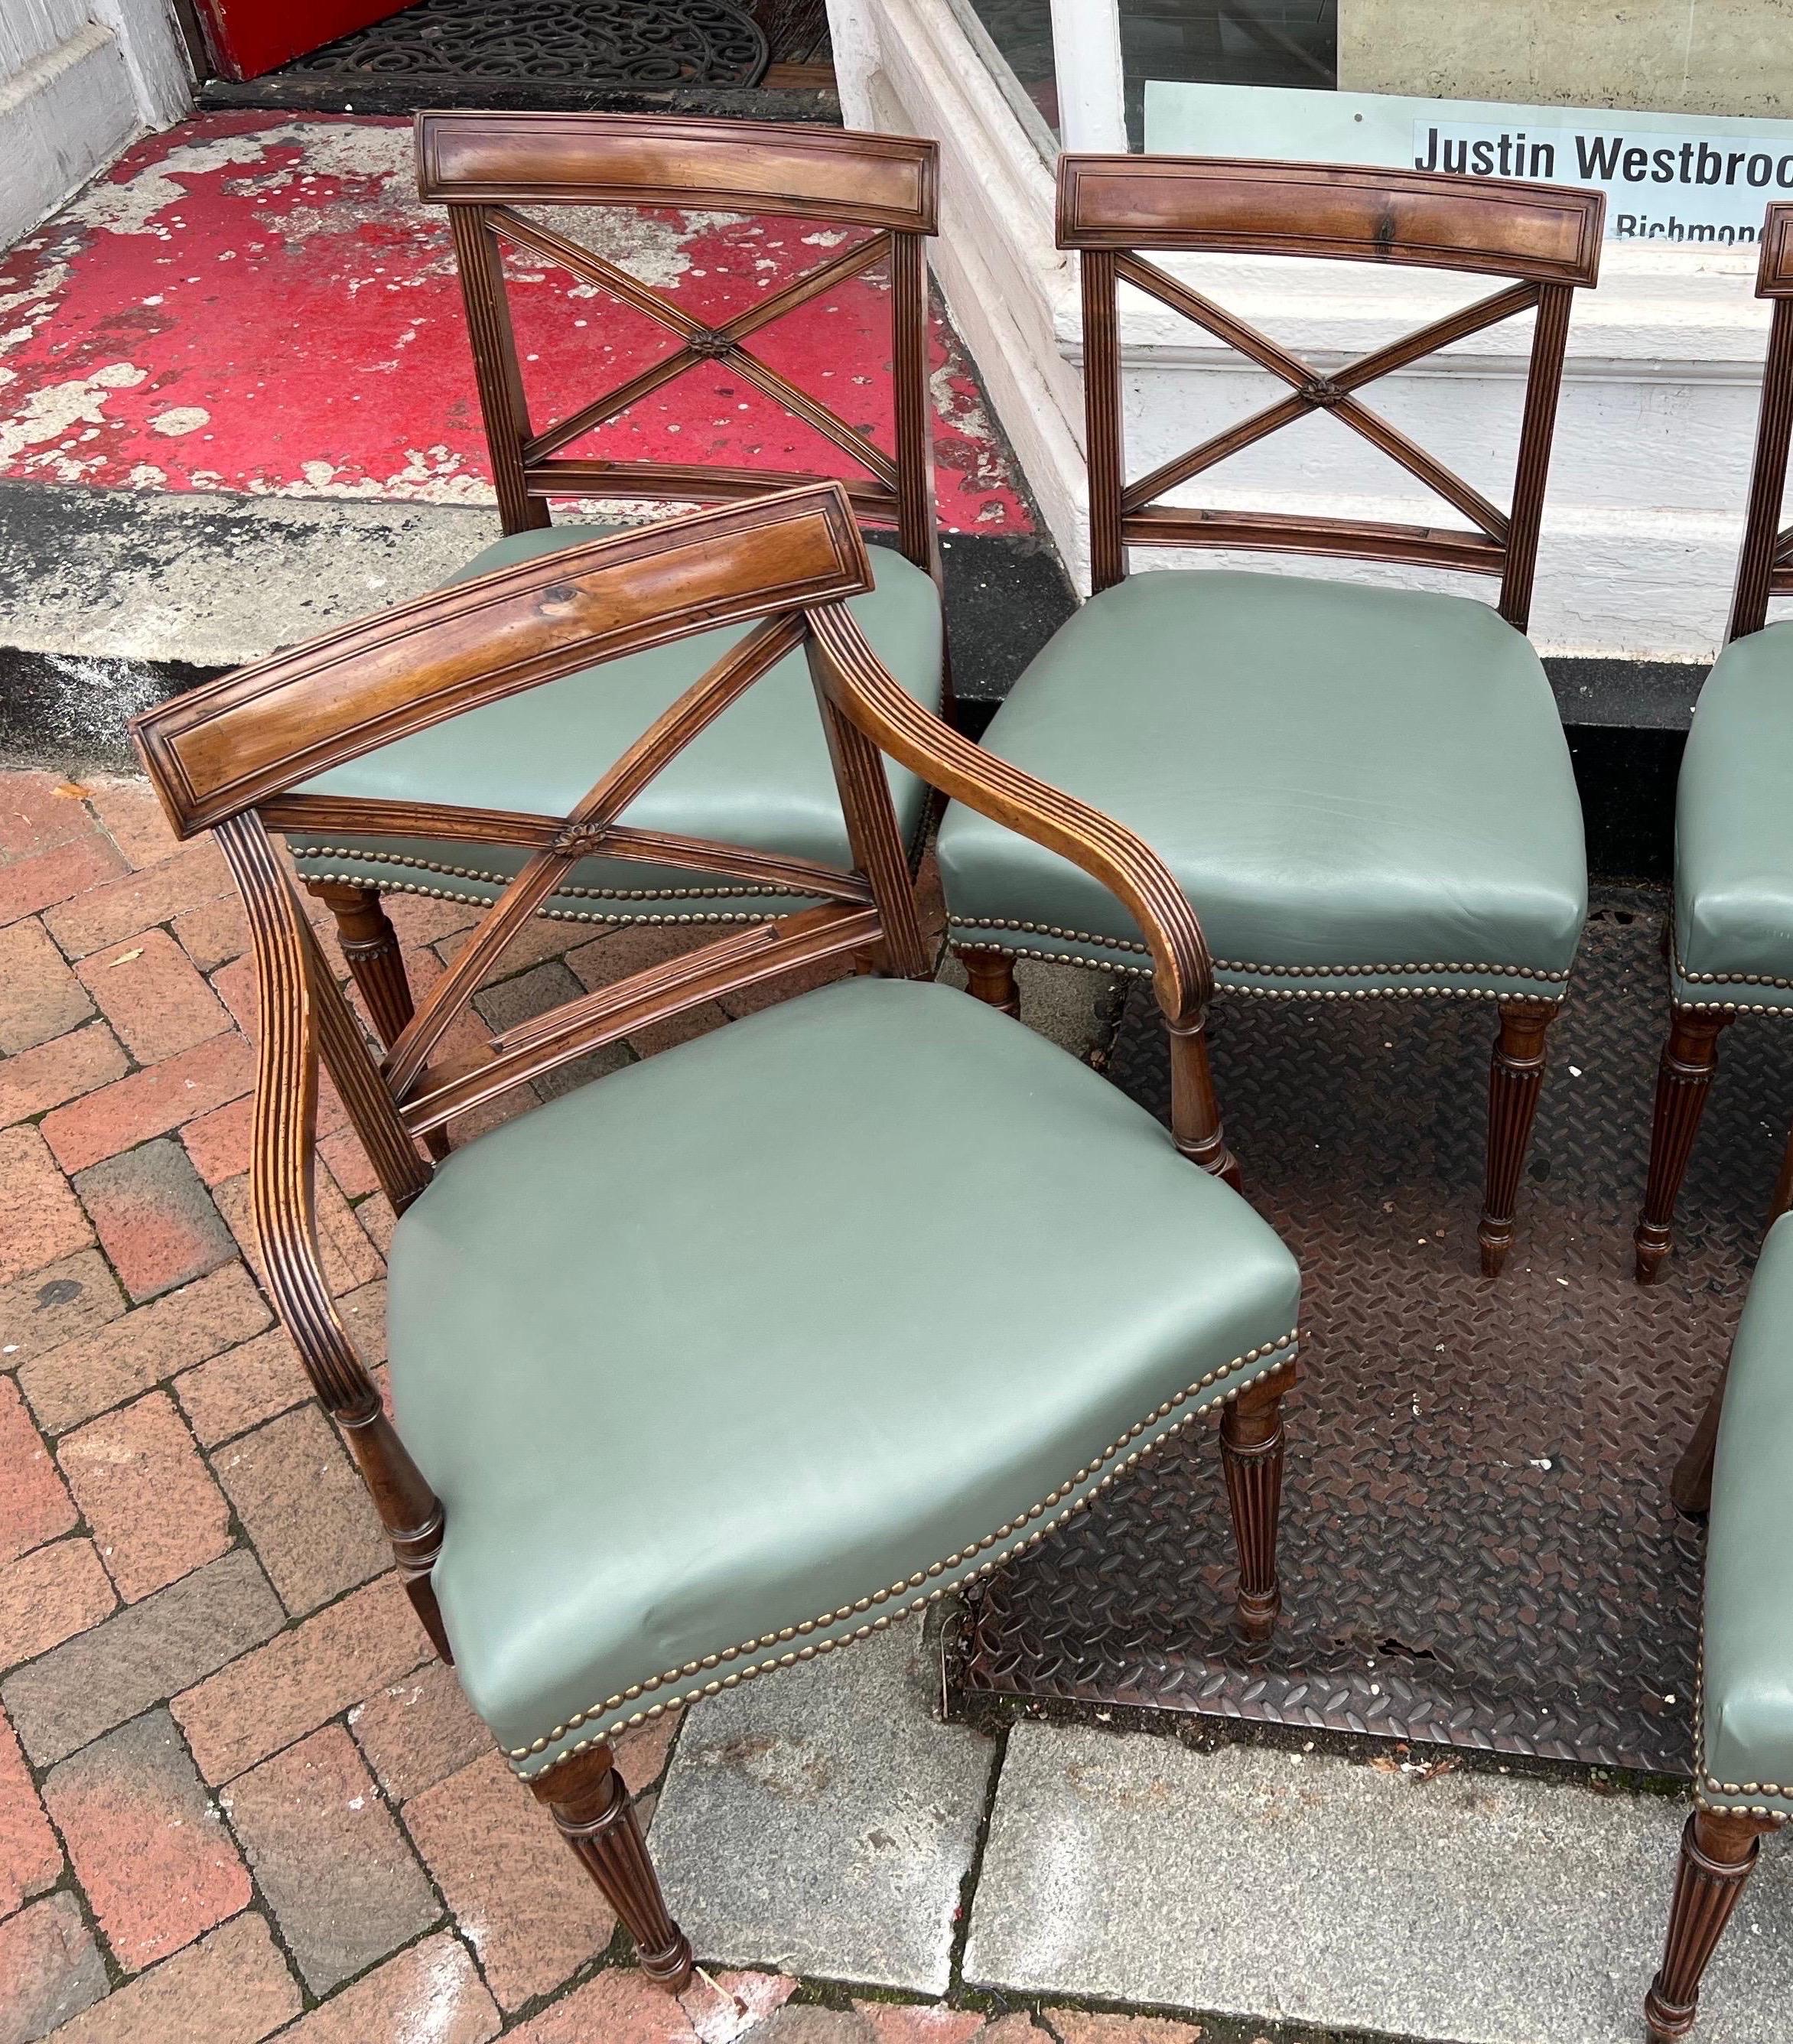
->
(648, 1618, 1793, 2043)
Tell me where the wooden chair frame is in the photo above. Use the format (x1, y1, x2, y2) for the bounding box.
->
(131, 482, 1287, 1989)
(311, 111, 945, 1069)
(1635, 204, 1793, 1518)
(958, 155, 1603, 1278)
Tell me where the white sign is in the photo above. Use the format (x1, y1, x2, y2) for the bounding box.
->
(1144, 82, 1793, 245)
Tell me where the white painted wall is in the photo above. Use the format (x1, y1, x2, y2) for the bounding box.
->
(0, 0, 191, 251)
(829, 0, 1777, 664)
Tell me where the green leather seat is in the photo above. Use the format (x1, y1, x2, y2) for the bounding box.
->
(289, 528, 942, 923)
(1700, 1210, 1793, 1816)
(937, 570, 1586, 1001)
(386, 975, 1300, 1778)
(1673, 620, 1793, 1013)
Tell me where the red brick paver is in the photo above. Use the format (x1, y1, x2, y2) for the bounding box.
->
(73, 1138, 236, 1303)
(0, 1538, 116, 1669)
(0, 1890, 108, 2039)
(220, 1725, 438, 1993)
(0, 1127, 93, 1287)
(18, 1262, 270, 1436)
(75, 929, 231, 1065)
(348, 1662, 490, 1805)
(0, 1708, 60, 1916)
(0, 1023, 130, 1132)
(172, 1574, 428, 1786)
(0, 1378, 76, 1564)
(268, 1932, 500, 2042)
(0, 917, 92, 1055)
(506, 1967, 798, 2042)
(45, 1033, 255, 1176)
(44, 1709, 251, 1971)
(404, 1749, 614, 2012)
(41, 1912, 301, 2044)
(57, 1393, 233, 1602)
(210, 1404, 386, 1616)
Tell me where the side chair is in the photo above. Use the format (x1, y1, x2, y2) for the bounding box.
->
(937, 155, 1603, 1273)
(1635, 205, 1793, 1336)
(1644, 1210, 1793, 2042)
(129, 483, 1303, 1992)
(288, 110, 948, 1066)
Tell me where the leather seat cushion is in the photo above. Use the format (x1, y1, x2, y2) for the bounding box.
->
(386, 975, 1300, 1777)
(1703, 1210, 1793, 1814)
(288, 528, 942, 923)
(937, 569, 1586, 1000)
(1674, 620, 1793, 1012)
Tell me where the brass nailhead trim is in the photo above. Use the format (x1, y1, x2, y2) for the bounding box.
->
(300, 871, 778, 930)
(510, 1334, 1299, 1779)
(295, 848, 802, 906)
(1693, 1643, 1793, 1819)
(952, 918, 1569, 985)
(1674, 943, 1793, 992)
(961, 940, 1563, 1007)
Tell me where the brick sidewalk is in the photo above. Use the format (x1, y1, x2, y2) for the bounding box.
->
(0, 766, 1209, 2043)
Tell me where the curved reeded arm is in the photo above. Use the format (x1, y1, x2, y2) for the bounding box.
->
(213, 812, 452, 1658)
(804, 601, 1215, 1029)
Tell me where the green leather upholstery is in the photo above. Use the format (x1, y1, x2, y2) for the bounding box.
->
(1674, 621, 1793, 1014)
(288, 528, 942, 923)
(937, 570, 1586, 1001)
(1701, 1211, 1793, 1817)
(386, 975, 1300, 1779)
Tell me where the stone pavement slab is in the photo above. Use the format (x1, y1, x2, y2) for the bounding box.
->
(964, 1723, 1793, 2044)
(652, 1628, 997, 1997)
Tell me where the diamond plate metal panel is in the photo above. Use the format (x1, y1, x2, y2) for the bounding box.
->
(952, 894, 1775, 1776)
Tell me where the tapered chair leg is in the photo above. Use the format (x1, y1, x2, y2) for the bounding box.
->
(1770, 1115, 1793, 1227)
(529, 1744, 694, 1991)
(1645, 1809, 1778, 2042)
(1220, 1369, 1292, 1644)
(958, 946, 1020, 1017)
(308, 881, 416, 1050)
(1479, 998, 1559, 1278)
(1635, 1011, 1733, 1285)
(1670, 1378, 1727, 1518)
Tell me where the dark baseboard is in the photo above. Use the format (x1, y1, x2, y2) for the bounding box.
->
(197, 78, 841, 122)
(1549, 657, 1701, 884)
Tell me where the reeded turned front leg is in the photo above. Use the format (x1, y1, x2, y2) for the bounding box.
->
(1479, 998, 1558, 1278)
(958, 946, 1020, 1017)
(529, 1744, 693, 1990)
(308, 880, 415, 1050)
(1645, 1810, 1778, 2042)
(1635, 1011, 1732, 1285)
(1220, 1369, 1291, 1644)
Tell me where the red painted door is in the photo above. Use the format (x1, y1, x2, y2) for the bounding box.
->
(192, 0, 425, 80)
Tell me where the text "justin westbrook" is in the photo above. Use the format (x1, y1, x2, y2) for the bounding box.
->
(1415, 127, 1793, 190)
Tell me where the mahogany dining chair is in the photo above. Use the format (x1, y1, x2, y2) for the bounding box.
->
(937, 155, 1604, 1274)
(291, 110, 948, 1070)
(129, 482, 1303, 1990)
(1644, 1211, 1793, 2041)
(1635, 203, 1793, 1310)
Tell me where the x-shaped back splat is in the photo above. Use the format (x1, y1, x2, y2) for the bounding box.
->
(489, 207, 900, 493)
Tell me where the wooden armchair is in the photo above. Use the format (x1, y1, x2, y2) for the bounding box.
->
(290, 110, 947, 1069)
(130, 483, 1302, 1990)
(937, 155, 1603, 1274)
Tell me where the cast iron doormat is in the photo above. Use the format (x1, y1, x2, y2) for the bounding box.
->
(951, 890, 1778, 1778)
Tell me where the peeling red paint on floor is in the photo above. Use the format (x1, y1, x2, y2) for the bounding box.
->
(0, 112, 1030, 533)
